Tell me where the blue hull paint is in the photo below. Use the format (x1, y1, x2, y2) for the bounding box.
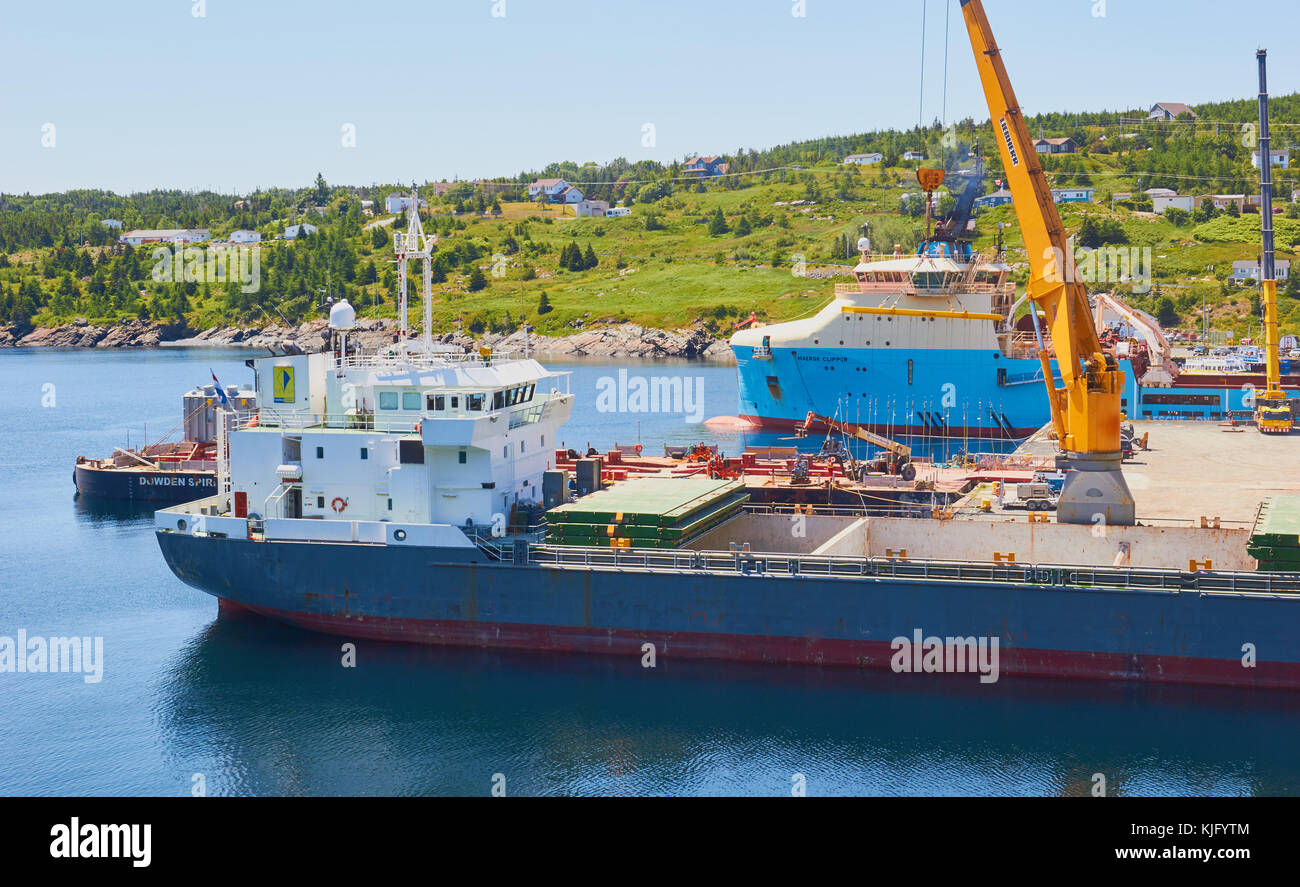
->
(734, 342, 1298, 432)
(734, 345, 1060, 439)
(156, 532, 1300, 686)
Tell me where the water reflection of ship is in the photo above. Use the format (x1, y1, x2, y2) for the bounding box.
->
(73, 494, 159, 525)
(156, 613, 1298, 796)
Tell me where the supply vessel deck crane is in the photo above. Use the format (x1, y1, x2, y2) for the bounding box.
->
(958, 0, 1135, 525)
(1253, 49, 1294, 434)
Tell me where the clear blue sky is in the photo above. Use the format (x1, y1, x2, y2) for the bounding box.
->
(2, 0, 1297, 194)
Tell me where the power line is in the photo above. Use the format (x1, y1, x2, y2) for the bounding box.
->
(942, 0, 951, 125)
(918, 0, 927, 130)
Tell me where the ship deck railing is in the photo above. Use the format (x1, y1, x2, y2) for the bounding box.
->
(504, 543, 1300, 595)
(332, 349, 550, 372)
(254, 409, 417, 433)
(834, 282, 1009, 298)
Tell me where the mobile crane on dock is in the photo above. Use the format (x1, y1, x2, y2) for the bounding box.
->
(1252, 49, 1294, 434)
(958, 0, 1135, 525)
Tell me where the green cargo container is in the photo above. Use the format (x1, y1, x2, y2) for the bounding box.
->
(546, 477, 746, 527)
(546, 478, 748, 548)
(1249, 496, 1300, 549)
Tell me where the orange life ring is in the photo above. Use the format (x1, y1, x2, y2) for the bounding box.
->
(331, 497, 348, 513)
(633, 444, 643, 455)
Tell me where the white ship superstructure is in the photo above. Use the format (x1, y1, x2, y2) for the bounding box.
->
(196, 193, 574, 536)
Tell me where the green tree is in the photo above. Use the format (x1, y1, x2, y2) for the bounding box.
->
(467, 267, 488, 292)
(708, 208, 729, 236)
(583, 243, 598, 270)
(1155, 296, 1179, 327)
(537, 290, 553, 315)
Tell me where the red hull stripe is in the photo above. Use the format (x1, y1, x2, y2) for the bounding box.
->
(219, 599, 1300, 689)
(737, 414, 1039, 441)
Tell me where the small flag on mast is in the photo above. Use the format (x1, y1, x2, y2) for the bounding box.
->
(210, 370, 230, 406)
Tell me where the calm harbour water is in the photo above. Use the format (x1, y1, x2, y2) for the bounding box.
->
(2, 346, 1299, 796)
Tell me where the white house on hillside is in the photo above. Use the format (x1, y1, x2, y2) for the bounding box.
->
(101, 218, 123, 229)
(843, 153, 883, 165)
(1231, 259, 1291, 283)
(528, 178, 584, 203)
(229, 229, 261, 243)
(1151, 194, 1194, 214)
(283, 223, 318, 239)
(1252, 149, 1291, 170)
(119, 228, 210, 245)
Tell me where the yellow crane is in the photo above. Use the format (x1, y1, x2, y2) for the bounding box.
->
(1253, 49, 1294, 434)
(959, 0, 1134, 525)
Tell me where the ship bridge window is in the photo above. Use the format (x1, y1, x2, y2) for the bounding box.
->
(402, 392, 421, 411)
(427, 394, 445, 411)
(493, 391, 505, 410)
(379, 391, 398, 411)
(450, 396, 459, 409)
(467, 394, 485, 411)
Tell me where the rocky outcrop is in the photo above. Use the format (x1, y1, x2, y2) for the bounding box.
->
(470, 323, 733, 361)
(3, 317, 735, 362)
(10, 319, 185, 349)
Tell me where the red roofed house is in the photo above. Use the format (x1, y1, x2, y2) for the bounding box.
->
(683, 156, 731, 178)
(1033, 137, 1078, 154)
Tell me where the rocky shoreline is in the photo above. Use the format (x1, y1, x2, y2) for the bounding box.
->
(0, 318, 736, 363)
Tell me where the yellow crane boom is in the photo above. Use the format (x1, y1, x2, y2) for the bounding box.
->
(959, 0, 1134, 524)
(1254, 48, 1293, 434)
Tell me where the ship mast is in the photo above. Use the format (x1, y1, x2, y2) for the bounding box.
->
(393, 189, 437, 356)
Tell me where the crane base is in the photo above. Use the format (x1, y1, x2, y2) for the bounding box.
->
(1055, 451, 1136, 527)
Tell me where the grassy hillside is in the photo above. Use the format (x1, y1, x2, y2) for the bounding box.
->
(5, 97, 1300, 340)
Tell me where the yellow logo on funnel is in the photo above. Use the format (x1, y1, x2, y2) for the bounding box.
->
(273, 366, 295, 403)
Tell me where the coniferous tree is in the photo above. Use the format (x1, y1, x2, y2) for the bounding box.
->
(708, 207, 729, 236)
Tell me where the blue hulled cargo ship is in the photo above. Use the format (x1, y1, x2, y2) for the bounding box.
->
(153, 287, 1300, 690)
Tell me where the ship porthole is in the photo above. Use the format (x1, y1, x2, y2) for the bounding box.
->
(394, 529, 407, 541)
(177, 519, 187, 533)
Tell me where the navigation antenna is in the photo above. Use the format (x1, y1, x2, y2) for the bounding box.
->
(393, 189, 437, 355)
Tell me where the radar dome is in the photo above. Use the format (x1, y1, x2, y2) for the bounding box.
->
(329, 299, 356, 330)
(856, 237, 871, 253)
